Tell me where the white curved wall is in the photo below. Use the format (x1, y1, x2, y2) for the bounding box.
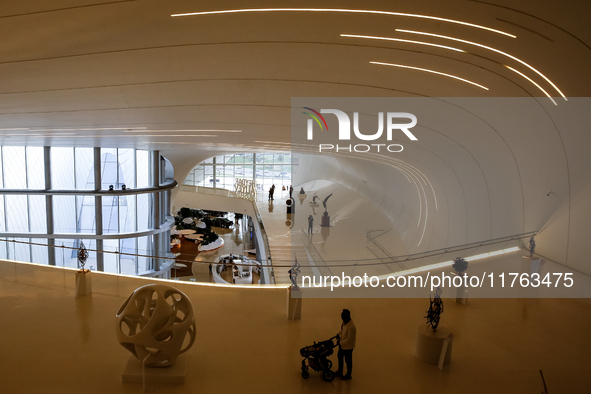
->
(290, 98, 590, 274)
(165, 99, 591, 274)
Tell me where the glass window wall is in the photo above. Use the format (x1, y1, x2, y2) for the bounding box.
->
(0, 146, 171, 277)
(183, 152, 295, 193)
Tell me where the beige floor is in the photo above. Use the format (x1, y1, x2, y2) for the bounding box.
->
(0, 259, 590, 393)
(1, 189, 589, 393)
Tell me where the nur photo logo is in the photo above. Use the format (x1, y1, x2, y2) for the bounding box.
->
(302, 107, 418, 153)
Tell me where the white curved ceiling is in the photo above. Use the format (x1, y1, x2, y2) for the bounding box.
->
(0, 0, 590, 270)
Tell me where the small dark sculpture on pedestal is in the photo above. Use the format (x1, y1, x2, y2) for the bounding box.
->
(78, 241, 90, 272)
(289, 255, 301, 290)
(425, 287, 444, 331)
(528, 236, 536, 258)
(452, 257, 468, 276)
(321, 194, 333, 227)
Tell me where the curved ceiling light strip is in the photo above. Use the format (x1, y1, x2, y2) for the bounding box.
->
(395, 29, 567, 101)
(340, 34, 465, 52)
(170, 8, 516, 38)
(370, 61, 490, 90)
(504, 65, 557, 105)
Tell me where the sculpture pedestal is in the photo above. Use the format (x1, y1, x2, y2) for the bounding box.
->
(287, 287, 302, 320)
(122, 353, 189, 384)
(415, 325, 453, 366)
(298, 194, 307, 205)
(456, 285, 468, 304)
(75, 271, 92, 296)
(321, 216, 330, 227)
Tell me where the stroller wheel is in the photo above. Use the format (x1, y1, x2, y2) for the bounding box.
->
(324, 360, 332, 370)
(302, 371, 310, 379)
(322, 370, 335, 382)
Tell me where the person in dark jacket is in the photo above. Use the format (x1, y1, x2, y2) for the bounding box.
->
(336, 309, 356, 380)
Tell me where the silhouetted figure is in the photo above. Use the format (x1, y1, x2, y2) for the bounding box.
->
(336, 309, 356, 380)
(289, 185, 293, 198)
(300, 187, 305, 194)
(269, 184, 275, 200)
(308, 215, 314, 234)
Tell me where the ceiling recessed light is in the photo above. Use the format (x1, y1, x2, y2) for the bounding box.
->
(370, 61, 489, 90)
(504, 65, 557, 105)
(171, 8, 516, 37)
(341, 34, 465, 52)
(395, 29, 566, 101)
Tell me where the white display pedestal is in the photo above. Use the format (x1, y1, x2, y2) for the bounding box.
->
(456, 285, 468, 304)
(415, 324, 453, 366)
(122, 353, 189, 384)
(287, 287, 302, 320)
(75, 271, 92, 296)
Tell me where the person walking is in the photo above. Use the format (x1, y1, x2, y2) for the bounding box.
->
(308, 214, 314, 234)
(336, 309, 356, 380)
(270, 184, 275, 200)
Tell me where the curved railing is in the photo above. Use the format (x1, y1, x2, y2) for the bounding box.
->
(0, 229, 539, 284)
(0, 180, 177, 196)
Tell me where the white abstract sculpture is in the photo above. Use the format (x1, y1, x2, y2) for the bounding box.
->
(116, 284, 196, 367)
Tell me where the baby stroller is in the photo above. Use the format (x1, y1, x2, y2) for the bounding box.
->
(299, 335, 339, 382)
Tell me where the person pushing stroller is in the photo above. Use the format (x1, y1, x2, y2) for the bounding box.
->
(336, 309, 356, 380)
